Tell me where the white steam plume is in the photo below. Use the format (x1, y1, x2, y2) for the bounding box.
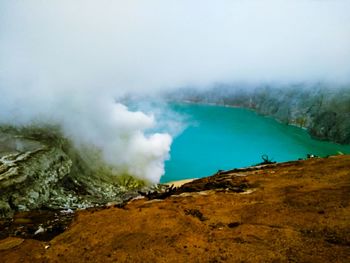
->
(1, 1, 350, 182)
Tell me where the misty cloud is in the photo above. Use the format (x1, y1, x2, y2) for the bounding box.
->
(0, 0, 349, 182)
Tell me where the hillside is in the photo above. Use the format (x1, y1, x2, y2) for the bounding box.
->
(168, 85, 350, 144)
(1, 155, 349, 262)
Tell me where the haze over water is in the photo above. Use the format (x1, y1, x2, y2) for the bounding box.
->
(162, 103, 350, 183)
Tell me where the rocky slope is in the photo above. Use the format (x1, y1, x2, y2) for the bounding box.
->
(1, 155, 349, 262)
(0, 126, 147, 218)
(169, 84, 350, 144)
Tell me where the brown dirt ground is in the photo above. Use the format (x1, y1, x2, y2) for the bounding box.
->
(1, 155, 350, 262)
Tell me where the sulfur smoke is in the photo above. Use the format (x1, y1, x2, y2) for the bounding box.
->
(1, 1, 350, 182)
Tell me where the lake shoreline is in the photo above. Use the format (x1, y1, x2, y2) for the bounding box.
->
(164, 178, 197, 187)
(163, 102, 350, 182)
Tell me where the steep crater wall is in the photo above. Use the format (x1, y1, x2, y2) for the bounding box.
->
(170, 85, 350, 144)
(0, 127, 147, 218)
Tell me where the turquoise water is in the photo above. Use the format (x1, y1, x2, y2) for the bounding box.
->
(161, 103, 350, 183)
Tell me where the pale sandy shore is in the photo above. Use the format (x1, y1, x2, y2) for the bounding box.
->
(164, 178, 197, 187)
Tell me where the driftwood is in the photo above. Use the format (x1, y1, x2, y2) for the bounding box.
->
(179, 177, 249, 193)
(184, 209, 207, 221)
(138, 175, 251, 201)
(138, 185, 178, 200)
(256, 154, 276, 165)
(138, 155, 292, 201)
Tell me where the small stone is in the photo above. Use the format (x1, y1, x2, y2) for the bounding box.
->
(227, 222, 241, 228)
(34, 226, 45, 235)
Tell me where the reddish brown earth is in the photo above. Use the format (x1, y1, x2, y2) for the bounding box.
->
(1, 155, 350, 262)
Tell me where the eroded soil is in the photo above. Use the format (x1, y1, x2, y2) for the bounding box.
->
(1, 155, 350, 262)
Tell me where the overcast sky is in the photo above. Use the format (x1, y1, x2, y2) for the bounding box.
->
(1, 0, 350, 94)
